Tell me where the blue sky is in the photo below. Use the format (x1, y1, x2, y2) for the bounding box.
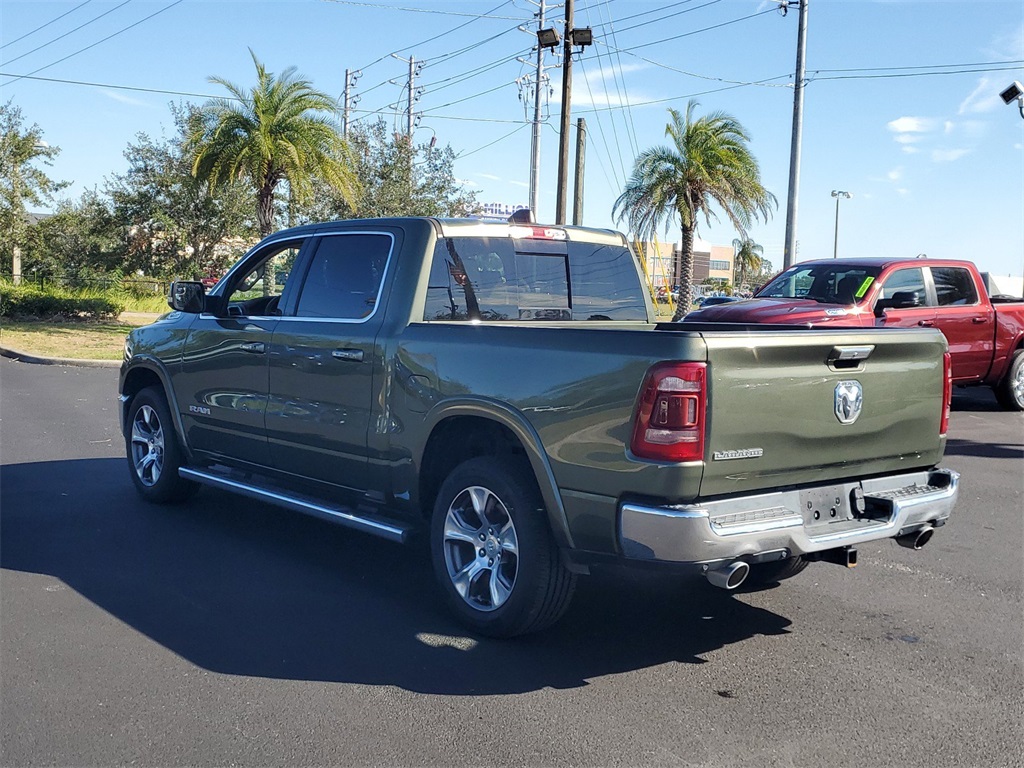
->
(2, 0, 1023, 277)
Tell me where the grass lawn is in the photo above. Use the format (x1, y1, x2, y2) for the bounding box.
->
(0, 314, 158, 361)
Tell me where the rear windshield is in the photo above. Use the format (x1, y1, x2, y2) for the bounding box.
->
(424, 236, 648, 321)
(757, 264, 882, 305)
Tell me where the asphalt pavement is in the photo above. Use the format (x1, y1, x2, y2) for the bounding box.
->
(1, 356, 1021, 767)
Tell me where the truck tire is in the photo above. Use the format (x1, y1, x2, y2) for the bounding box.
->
(994, 348, 1024, 411)
(743, 556, 809, 588)
(430, 456, 576, 637)
(126, 386, 198, 503)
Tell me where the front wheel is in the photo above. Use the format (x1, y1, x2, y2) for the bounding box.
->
(994, 349, 1024, 411)
(126, 386, 198, 503)
(430, 456, 576, 637)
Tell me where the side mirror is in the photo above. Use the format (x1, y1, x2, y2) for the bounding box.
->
(874, 290, 921, 317)
(168, 281, 206, 313)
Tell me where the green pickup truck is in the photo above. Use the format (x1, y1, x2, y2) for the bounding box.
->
(119, 217, 959, 637)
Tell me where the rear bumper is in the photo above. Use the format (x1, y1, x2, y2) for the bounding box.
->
(618, 468, 958, 566)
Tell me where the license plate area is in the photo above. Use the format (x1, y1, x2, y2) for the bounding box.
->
(800, 485, 855, 529)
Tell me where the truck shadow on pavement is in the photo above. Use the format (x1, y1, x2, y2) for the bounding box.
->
(1, 458, 791, 695)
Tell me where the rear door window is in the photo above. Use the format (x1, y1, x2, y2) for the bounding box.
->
(930, 266, 978, 306)
(424, 236, 646, 321)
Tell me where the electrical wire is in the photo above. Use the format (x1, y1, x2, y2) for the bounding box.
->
(609, 0, 724, 35)
(456, 122, 530, 159)
(594, 40, 793, 88)
(0, 70, 240, 101)
(575, 58, 622, 192)
(589, 0, 639, 160)
(2, 0, 185, 87)
(1, 0, 133, 67)
(642, 7, 776, 47)
(319, 0, 525, 22)
(0, 0, 95, 51)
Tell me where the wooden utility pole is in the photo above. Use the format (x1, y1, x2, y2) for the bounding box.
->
(572, 117, 586, 226)
(554, 0, 574, 225)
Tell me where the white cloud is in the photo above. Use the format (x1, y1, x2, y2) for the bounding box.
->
(894, 133, 923, 145)
(944, 120, 955, 135)
(896, 188, 910, 197)
(509, 180, 529, 188)
(901, 146, 920, 154)
(958, 78, 1001, 115)
(887, 116, 934, 134)
(100, 89, 151, 108)
(931, 148, 970, 163)
(476, 173, 501, 181)
(887, 167, 903, 181)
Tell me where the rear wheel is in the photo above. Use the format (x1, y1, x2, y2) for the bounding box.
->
(430, 456, 576, 637)
(744, 556, 809, 588)
(994, 349, 1024, 411)
(126, 386, 198, 503)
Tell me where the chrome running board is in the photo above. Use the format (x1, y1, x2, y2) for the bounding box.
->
(179, 467, 411, 544)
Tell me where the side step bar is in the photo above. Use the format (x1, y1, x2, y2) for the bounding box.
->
(179, 467, 412, 544)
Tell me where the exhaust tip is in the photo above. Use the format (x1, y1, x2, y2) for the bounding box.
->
(897, 525, 934, 551)
(706, 561, 750, 590)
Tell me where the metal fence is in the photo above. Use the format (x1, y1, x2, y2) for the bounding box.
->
(0, 272, 170, 295)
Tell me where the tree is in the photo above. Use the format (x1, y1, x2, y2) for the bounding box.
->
(0, 101, 66, 280)
(293, 119, 479, 222)
(107, 104, 255, 279)
(188, 51, 357, 238)
(732, 237, 763, 292)
(22, 190, 124, 281)
(613, 101, 776, 320)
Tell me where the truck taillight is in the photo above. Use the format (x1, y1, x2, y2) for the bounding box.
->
(630, 362, 707, 462)
(940, 351, 952, 436)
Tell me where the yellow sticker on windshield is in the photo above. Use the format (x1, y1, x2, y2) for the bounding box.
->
(855, 277, 874, 299)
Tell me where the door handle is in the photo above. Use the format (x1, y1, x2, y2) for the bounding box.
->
(971, 317, 988, 324)
(240, 342, 265, 354)
(917, 320, 934, 327)
(332, 348, 364, 362)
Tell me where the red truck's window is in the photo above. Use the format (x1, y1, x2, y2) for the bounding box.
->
(931, 267, 979, 306)
(759, 264, 881, 304)
(879, 267, 928, 303)
(424, 237, 647, 322)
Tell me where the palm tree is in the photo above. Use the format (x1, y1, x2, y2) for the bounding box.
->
(732, 237, 763, 292)
(614, 101, 776, 320)
(189, 51, 357, 238)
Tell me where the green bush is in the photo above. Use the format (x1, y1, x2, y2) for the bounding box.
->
(0, 281, 125, 321)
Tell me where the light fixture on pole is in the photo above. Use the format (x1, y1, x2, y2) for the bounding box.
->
(831, 190, 852, 259)
(1000, 80, 1024, 119)
(537, 27, 560, 49)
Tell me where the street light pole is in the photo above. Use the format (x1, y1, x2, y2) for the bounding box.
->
(831, 189, 851, 259)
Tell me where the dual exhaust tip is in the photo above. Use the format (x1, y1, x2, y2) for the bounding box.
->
(705, 527, 934, 590)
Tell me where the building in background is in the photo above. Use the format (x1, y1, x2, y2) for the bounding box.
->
(640, 237, 735, 292)
(479, 202, 528, 218)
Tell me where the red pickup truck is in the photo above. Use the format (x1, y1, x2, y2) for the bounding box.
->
(684, 258, 1024, 410)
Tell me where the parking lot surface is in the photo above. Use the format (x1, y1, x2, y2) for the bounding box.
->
(1, 356, 1021, 767)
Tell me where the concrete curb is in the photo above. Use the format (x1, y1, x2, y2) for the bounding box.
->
(0, 345, 121, 369)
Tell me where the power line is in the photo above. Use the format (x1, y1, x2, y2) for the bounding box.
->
(610, 0, 724, 35)
(643, 7, 776, 47)
(1, 0, 133, 67)
(319, 0, 525, 22)
(0, 71, 241, 101)
(2, 0, 185, 87)
(811, 65, 1024, 82)
(812, 59, 1024, 74)
(594, 41, 793, 88)
(0, 0, 95, 51)
(456, 122, 530, 159)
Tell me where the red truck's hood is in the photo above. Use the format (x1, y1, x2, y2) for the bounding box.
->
(684, 297, 870, 325)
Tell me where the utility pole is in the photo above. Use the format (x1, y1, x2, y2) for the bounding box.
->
(530, 0, 547, 218)
(390, 54, 422, 138)
(573, 117, 586, 225)
(782, 0, 808, 270)
(554, 0, 574, 225)
(342, 68, 361, 137)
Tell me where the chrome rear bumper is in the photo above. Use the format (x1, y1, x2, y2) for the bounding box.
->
(619, 468, 958, 565)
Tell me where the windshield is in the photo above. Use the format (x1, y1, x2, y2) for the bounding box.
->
(757, 264, 882, 305)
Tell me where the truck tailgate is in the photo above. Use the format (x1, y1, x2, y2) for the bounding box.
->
(697, 326, 948, 498)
